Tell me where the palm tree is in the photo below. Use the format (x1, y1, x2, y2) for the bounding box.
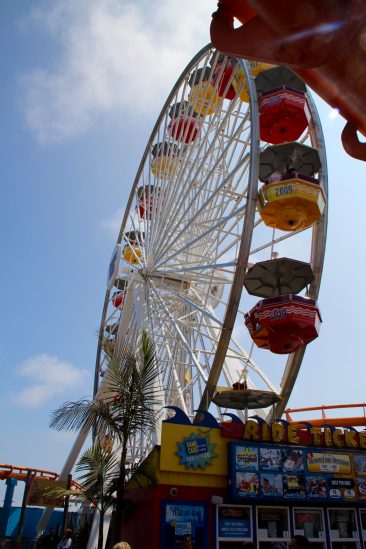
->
(50, 331, 162, 546)
(75, 444, 118, 549)
(44, 444, 118, 549)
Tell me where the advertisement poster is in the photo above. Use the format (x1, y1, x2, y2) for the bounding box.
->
(259, 448, 282, 471)
(306, 453, 351, 474)
(283, 474, 305, 499)
(356, 478, 366, 499)
(235, 446, 258, 471)
(176, 432, 218, 471)
(354, 454, 366, 476)
(306, 476, 327, 498)
(282, 449, 304, 472)
(328, 478, 356, 500)
(163, 503, 206, 549)
(230, 442, 366, 503)
(218, 506, 251, 539)
(236, 472, 259, 497)
(260, 474, 283, 497)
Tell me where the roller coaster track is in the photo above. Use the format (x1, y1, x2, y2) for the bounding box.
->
(285, 403, 366, 428)
(0, 464, 81, 490)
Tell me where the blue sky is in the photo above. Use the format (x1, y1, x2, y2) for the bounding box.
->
(1, 1, 365, 506)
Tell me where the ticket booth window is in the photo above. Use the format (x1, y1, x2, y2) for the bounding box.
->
(293, 508, 325, 549)
(257, 507, 289, 549)
(328, 508, 359, 549)
(216, 505, 252, 549)
(359, 509, 366, 549)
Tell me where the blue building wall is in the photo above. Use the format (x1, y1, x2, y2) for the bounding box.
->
(0, 507, 65, 538)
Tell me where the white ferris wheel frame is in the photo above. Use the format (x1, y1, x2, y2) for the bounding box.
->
(38, 43, 328, 535)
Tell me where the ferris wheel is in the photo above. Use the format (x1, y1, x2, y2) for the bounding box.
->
(38, 43, 328, 535)
(92, 44, 328, 464)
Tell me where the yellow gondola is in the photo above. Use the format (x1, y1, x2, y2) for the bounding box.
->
(123, 231, 144, 265)
(188, 67, 221, 116)
(231, 60, 274, 102)
(151, 142, 178, 180)
(258, 176, 326, 231)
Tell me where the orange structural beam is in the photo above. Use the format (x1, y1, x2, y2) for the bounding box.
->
(0, 464, 81, 490)
(210, 0, 366, 161)
(285, 403, 366, 428)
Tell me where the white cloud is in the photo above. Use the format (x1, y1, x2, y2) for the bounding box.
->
(13, 354, 90, 407)
(20, 0, 212, 143)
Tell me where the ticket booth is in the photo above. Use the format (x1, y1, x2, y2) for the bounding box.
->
(257, 506, 290, 549)
(216, 504, 252, 548)
(360, 510, 366, 548)
(293, 508, 326, 549)
(121, 410, 366, 549)
(328, 508, 360, 549)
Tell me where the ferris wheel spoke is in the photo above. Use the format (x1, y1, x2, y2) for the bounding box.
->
(150, 120, 251, 263)
(148, 280, 209, 383)
(153, 151, 250, 267)
(183, 293, 280, 394)
(249, 227, 308, 257)
(153, 203, 246, 270)
(152, 148, 252, 263)
(153, 165, 247, 270)
(152, 261, 237, 278)
(151, 277, 224, 328)
(158, 163, 249, 262)
(146, 294, 190, 414)
(151, 271, 232, 288)
(152, 96, 249, 226)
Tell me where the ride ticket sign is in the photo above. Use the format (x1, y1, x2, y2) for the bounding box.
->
(306, 453, 351, 474)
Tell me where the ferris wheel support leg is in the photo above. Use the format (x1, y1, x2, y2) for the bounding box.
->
(86, 508, 113, 549)
(133, 280, 164, 447)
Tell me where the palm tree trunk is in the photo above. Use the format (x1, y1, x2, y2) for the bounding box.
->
(110, 442, 128, 545)
(98, 509, 105, 549)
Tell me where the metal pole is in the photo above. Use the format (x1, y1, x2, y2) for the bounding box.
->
(15, 471, 33, 549)
(61, 474, 72, 536)
(0, 479, 17, 537)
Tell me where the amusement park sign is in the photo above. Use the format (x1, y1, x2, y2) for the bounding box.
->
(221, 419, 366, 450)
(26, 478, 66, 508)
(176, 432, 218, 470)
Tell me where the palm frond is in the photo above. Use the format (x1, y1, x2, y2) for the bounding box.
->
(126, 451, 158, 490)
(49, 329, 162, 531)
(74, 444, 120, 512)
(50, 399, 93, 431)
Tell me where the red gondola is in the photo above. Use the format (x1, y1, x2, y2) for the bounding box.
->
(210, 0, 366, 160)
(112, 291, 126, 309)
(259, 88, 311, 144)
(137, 185, 160, 220)
(211, 56, 236, 100)
(244, 294, 321, 354)
(168, 102, 199, 144)
(169, 116, 199, 144)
